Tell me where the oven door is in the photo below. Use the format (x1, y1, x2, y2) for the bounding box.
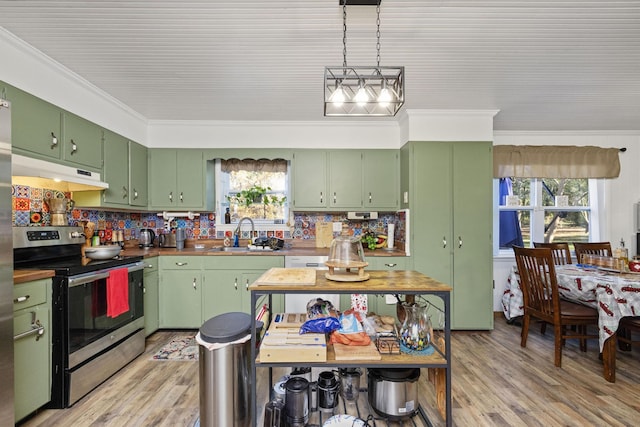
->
(65, 262, 145, 368)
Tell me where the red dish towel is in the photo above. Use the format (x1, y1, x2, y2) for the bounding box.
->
(107, 268, 129, 318)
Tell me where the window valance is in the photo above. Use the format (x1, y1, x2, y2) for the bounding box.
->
(493, 145, 621, 179)
(221, 158, 288, 173)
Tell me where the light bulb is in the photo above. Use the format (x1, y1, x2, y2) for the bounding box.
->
(378, 87, 392, 107)
(330, 85, 345, 106)
(355, 83, 369, 106)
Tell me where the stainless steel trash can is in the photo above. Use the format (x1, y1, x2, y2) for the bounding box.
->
(198, 312, 255, 427)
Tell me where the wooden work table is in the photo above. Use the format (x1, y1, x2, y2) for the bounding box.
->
(248, 269, 453, 427)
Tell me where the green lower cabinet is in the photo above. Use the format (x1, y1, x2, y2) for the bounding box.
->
(367, 256, 409, 317)
(159, 269, 203, 328)
(13, 279, 51, 422)
(143, 257, 159, 336)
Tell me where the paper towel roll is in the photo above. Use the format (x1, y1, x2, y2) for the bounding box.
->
(387, 224, 395, 249)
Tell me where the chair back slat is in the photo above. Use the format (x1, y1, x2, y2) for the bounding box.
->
(533, 242, 572, 265)
(514, 246, 560, 322)
(573, 242, 612, 263)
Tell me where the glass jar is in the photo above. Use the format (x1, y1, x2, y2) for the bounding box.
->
(399, 302, 432, 351)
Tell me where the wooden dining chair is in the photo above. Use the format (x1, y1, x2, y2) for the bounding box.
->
(533, 242, 572, 265)
(618, 317, 640, 353)
(513, 246, 599, 367)
(573, 242, 612, 263)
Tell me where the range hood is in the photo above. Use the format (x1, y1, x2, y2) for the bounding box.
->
(12, 154, 109, 192)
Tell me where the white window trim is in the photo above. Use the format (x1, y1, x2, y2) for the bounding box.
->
(493, 178, 604, 257)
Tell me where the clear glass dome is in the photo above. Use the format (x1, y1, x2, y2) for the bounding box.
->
(325, 224, 369, 281)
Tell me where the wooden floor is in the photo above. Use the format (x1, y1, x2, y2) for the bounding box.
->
(19, 316, 640, 427)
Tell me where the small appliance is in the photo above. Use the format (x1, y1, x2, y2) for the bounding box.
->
(284, 377, 309, 427)
(158, 232, 177, 248)
(139, 228, 156, 248)
(367, 368, 420, 420)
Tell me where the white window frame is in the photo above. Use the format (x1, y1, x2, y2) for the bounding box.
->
(492, 178, 605, 257)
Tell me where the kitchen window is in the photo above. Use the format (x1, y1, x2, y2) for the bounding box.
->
(214, 158, 289, 223)
(494, 177, 604, 254)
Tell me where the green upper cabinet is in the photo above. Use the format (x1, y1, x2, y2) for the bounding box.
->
(128, 141, 148, 207)
(3, 82, 102, 171)
(403, 141, 493, 330)
(363, 150, 400, 209)
(101, 129, 129, 205)
(328, 150, 362, 209)
(74, 132, 148, 209)
(149, 149, 204, 210)
(292, 150, 328, 209)
(6, 84, 63, 160)
(62, 112, 103, 169)
(292, 149, 399, 211)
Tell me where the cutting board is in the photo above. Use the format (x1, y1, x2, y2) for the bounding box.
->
(333, 342, 382, 360)
(315, 221, 333, 248)
(254, 268, 316, 286)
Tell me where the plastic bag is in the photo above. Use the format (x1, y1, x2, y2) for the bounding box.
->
(299, 316, 341, 334)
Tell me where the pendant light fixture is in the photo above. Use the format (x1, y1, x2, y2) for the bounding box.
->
(324, 0, 404, 117)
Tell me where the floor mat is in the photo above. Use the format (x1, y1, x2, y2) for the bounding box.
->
(151, 335, 198, 361)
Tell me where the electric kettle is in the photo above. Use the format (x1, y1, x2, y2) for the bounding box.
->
(139, 229, 156, 248)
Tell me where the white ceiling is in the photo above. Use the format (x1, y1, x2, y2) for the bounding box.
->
(1, 0, 639, 131)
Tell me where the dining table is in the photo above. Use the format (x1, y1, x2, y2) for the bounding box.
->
(502, 263, 640, 382)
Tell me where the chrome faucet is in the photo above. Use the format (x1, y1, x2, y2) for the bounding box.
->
(234, 217, 255, 247)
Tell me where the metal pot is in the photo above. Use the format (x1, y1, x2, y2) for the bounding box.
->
(139, 229, 156, 248)
(84, 245, 122, 260)
(367, 368, 420, 420)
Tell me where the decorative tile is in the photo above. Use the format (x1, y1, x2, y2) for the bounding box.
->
(30, 212, 42, 224)
(15, 198, 30, 211)
(31, 199, 43, 211)
(14, 185, 30, 198)
(30, 187, 43, 200)
(15, 211, 29, 225)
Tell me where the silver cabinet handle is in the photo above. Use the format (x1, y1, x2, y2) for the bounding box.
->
(51, 132, 58, 149)
(333, 192, 337, 203)
(180, 192, 184, 202)
(368, 192, 372, 203)
(145, 263, 154, 269)
(169, 192, 173, 202)
(384, 263, 397, 268)
(320, 192, 323, 204)
(122, 186, 128, 199)
(458, 236, 463, 248)
(443, 236, 447, 248)
(192, 278, 197, 290)
(175, 262, 188, 266)
(133, 188, 138, 200)
(70, 139, 78, 154)
(14, 312, 44, 341)
(14, 295, 30, 304)
(143, 286, 146, 294)
(245, 279, 249, 290)
(234, 277, 238, 290)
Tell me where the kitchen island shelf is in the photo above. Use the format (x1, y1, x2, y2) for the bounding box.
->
(249, 269, 452, 427)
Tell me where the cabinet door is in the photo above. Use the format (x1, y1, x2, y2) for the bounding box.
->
(62, 112, 103, 169)
(329, 150, 362, 209)
(129, 141, 148, 206)
(202, 270, 243, 320)
(8, 85, 63, 160)
(451, 142, 493, 329)
(366, 257, 408, 317)
(411, 142, 453, 286)
(102, 129, 130, 205)
(159, 270, 202, 328)
(176, 150, 204, 208)
(143, 258, 159, 336)
(292, 150, 327, 209)
(14, 305, 50, 422)
(149, 149, 178, 208)
(363, 150, 399, 209)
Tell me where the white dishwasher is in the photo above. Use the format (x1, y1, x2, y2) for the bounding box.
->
(284, 255, 341, 312)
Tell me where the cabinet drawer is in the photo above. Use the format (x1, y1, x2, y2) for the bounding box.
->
(203, 256, 284, 271)
(159, 256, 203, 270)
(143, 257, 159, 273)
(13, 279, 48, 311)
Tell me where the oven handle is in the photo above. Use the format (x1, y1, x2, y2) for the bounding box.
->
(68, 262, 145, 287)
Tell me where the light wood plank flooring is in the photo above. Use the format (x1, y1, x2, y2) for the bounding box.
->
(18, 316, 640, 427)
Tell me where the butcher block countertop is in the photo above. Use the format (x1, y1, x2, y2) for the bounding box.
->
(14, 269, 55, 285)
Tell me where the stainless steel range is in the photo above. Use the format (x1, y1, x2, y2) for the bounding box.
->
(13, 226, 145, 408)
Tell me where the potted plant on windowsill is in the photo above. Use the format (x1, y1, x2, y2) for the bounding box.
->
(226, 185, 287, 209)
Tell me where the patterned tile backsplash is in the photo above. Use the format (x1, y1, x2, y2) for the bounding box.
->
(11, 183, 406, 245)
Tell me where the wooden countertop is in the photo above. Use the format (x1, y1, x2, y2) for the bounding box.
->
(251, 269, 451, 293)
(13, 243, 407, 284)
